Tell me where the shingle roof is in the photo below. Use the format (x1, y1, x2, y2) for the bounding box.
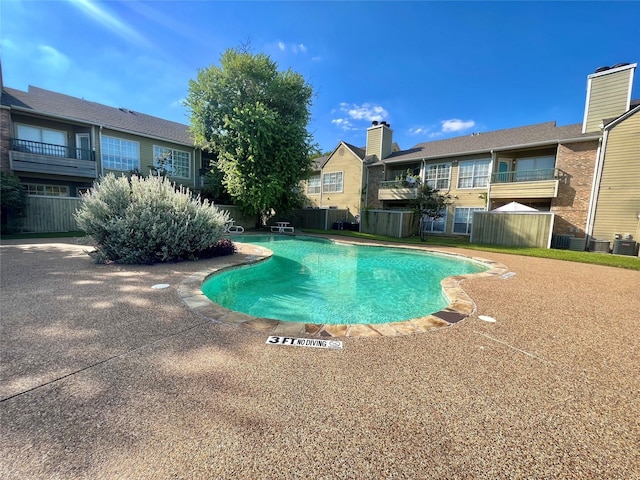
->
(342, 142, 366, 160)
(2, 86, 193, 146)
(381, 121, 600, 164)
(311, 155, 329, 171)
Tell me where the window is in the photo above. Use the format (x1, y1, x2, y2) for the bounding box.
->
(425, 163, 451, 189)
(307, 174, 321, 194)
(453, 207, 484, 234)
(423, 208, 447, 233)
(457, 159, 490, 189)
(102, 136, 139, 171)
(24, 183, 69, 197)
(515, 156, 556, 181)
(16, 125, 67, 156)
(322, 171, 343, 193)
(153, 146, 190, 178)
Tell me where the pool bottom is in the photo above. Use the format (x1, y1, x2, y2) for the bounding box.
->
(178, 237, 509, 338)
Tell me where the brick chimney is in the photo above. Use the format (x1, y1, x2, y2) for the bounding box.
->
(582, 62, 637, 133)
(365, 121, 393, 161)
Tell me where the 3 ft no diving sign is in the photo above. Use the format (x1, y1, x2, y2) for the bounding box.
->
(266, 336, 343, 350)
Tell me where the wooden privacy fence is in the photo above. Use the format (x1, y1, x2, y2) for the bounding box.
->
(20, 199, 256, 234)
(215, 205, 256, 229)
(360, 209, 418, 238)
(286, 208, 349, 230)
(21, 196, 83, 233)
(470, 212, 555, 248)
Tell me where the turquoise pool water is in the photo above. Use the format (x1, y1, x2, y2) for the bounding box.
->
(201, 235, 487, 325)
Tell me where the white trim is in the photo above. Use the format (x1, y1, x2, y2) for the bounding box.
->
(586, 63, 637, 80)
(101, 134, 140, 172)
(152, 144, 191, 179)
(582, 76, 593, 134)
(322, 170, 344, 193)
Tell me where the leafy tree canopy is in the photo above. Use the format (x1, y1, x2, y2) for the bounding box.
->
(185, 47, 315, 220)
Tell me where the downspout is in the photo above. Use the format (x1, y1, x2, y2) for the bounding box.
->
(98, 125, 104, 177)
(193, 147, 197, 187)
(585, 136, 605, 239)
(487, 150, 494, 210)
(365, 166, 369, 209)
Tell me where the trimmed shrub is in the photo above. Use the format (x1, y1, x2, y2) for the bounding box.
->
(197, 238, 237, 259)
(75, 174, 230, 264)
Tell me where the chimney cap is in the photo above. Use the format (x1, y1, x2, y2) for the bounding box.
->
(371, 120, 379, 126)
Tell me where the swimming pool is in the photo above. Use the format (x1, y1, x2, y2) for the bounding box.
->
(201, 235, 488, 325)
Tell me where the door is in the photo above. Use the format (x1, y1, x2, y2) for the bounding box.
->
(497, 159, 510, 183)
(76, 133, 91, 160)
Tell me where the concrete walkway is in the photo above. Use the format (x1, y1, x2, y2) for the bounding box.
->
(1, 238, 638, 478)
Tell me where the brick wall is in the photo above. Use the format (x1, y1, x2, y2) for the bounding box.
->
(552, 140, 599, 236)
(365, 164, 384, 209)
(0, 108, 10, 171)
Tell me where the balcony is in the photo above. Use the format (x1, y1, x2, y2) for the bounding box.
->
(489, 168, 567, 199)
(9, 139, 97, 178)
(378, 179, 419, 201)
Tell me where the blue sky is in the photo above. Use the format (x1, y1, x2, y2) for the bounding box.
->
(1, 1, 639, 153)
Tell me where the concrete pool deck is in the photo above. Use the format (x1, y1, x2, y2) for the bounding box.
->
(1, 236, 639, 478)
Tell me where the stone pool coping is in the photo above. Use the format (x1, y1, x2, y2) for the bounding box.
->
(177, 236, 509, 337)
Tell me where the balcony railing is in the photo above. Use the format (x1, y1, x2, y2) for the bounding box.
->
(11, 138, 95, 161)
(380, 179, 420, 189)
(378, 180, 420, 201)
(9, 138, 97, 178)
(490, 168, 566, 184)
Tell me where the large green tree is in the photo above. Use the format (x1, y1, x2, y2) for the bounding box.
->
(185, 48, 315, 224)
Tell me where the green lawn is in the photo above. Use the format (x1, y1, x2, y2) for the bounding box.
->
(3, 229, 639, 271)
(302, 229, 640, 271)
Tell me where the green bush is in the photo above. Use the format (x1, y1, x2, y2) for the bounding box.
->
(0, 171, 27, 234)
(75, 174, 230, 264)
(197, 238, 237, 259)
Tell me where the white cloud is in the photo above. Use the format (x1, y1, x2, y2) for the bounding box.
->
(35, 45, 71, 73)
(331, 118, 357, 131)
(277, 41, 308, 55)
(66, 0, 152, 50)
(339, 102, 388, 122)
(331, 102, 388, 131)
(409, 127, 429, 136)
(441, 119, 475, 133)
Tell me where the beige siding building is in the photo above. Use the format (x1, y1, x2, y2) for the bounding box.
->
(588, 106, 640, 246)
(305, 142, 372, 221)
(311, 62, 638, 244)
(2, 85, 204, 201)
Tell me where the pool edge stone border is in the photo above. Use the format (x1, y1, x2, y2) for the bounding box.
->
(178, 237, 509, 338)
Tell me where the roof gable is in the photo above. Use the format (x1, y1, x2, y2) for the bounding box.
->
(2, 86, 193, 146)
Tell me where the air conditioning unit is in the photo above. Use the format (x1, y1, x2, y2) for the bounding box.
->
(612, 239, 637, 256)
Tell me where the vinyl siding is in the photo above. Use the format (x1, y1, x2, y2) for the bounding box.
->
(319, 145, 364, 216)
(592, 111, 640, 242)
(366, 127, 382, 159)
(585, 69, 633, 133)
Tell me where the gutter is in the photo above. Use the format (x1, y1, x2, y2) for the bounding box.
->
(99, 125, 104, 177)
